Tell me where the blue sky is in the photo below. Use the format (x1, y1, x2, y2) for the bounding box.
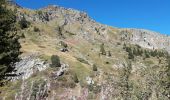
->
(15, 0, 170, 35)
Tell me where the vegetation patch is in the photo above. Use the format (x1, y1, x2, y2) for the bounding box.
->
(75, 57, 89, 65)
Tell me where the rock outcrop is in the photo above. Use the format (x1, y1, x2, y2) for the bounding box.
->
(11, 54, 49, 80)
(51, 63, 69, 79)
(120, 28, 170, 53)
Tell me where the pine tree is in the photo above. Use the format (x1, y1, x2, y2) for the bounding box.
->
(123, 43, 126, 49)
(128, 50, 134, 60)
(133, 48, 137, 56)
(100, 43, 106, 55)
(138, 49, 143, 56)
(0, 0, 21, 79)
(144, 50, 150, 58)
(19, 15, 30, 29)
(108, 51, 111, 57)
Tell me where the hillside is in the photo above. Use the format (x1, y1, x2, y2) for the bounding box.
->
(0, 4, 169, 100)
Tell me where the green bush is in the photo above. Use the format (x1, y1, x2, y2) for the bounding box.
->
(144, 50, 150, 58)
(67, 81, 76, 88)
(57, 76, 67, 82)
(57, 26, 64, 38)
(105, 61, 110, 64)
(51, 55, 61, 67)
(93, 85, 101, 94)
(33, 26, 40, 32)
(128, 51, 134, 60)
(37, 10, 43, 16)
(100, 43, 106, 55)
(108, 51, 111, 57)
(19, 16, 30, 29)
(59, 41, 68, 48)
(73, 73, 79, 83)
(93, 64, 98, 71)
(88, 84, 101, 94)
(76, 57, 89, 65)
(0, 0, 21, 79)
(88, 84, 93, 91)
(117, 42, 121, 45)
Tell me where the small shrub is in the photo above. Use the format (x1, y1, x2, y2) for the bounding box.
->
(88, 84, 93, 91)
(144, 50, 150, 58)
(108, 51, 111, 57)
(135, 44, 141, 48)
(88, 84, 101, 94)
(73, 73, 79, 83)
(57, 76, 67, 82)
(37, 10, 43, 16)
(100, 43, 106, 55)
(31, 83, 39, 98)
(128, 51, 134, 60)
(51, 55, 61, 67)
(57, 26, 63, 37)
(105, 61, 110, 64)
(67, 81, 76, 88)
(93, 64, 97, 71)
(33, 26, 40, 32)
(93, 85, 101, 94)
(20, 33, 25, 38)
(76, 57, 89, 65)
(59, 41, 68, 48)
(117, 42, 121, 45)
(66, 31, 76, 36)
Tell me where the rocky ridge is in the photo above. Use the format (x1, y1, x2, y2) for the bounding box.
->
(17, 5, 170, 53)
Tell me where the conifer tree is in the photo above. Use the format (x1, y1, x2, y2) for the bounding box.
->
(93, 64, 98, 71)
(19, 15, 30, 29)
(0, 0, 21, 79)
(108, 51, 111, 57)
(100, 43, 106, 55)
(128, 50, 134, 60)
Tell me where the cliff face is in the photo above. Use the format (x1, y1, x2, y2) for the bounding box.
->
(0, 4, 169, 100)
(120, 28, 170, 53)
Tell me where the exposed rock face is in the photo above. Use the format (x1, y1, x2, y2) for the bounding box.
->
(51, 63, 69, 79)
(15, 78, 50, 100)
(120, 29, 170, 53)
(17, 5, 92, 23)
(86, 76, 94, 85)
(12, 54, 49, 80)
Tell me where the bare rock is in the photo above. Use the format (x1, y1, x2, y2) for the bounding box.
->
(51, 63, 69, 79)
(12, 54, 49, 80)
(120, 28, 170, 53)
(86, 76, 94, 85)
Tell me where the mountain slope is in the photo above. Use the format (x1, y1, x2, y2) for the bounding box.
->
(0, 5, 169, 100)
